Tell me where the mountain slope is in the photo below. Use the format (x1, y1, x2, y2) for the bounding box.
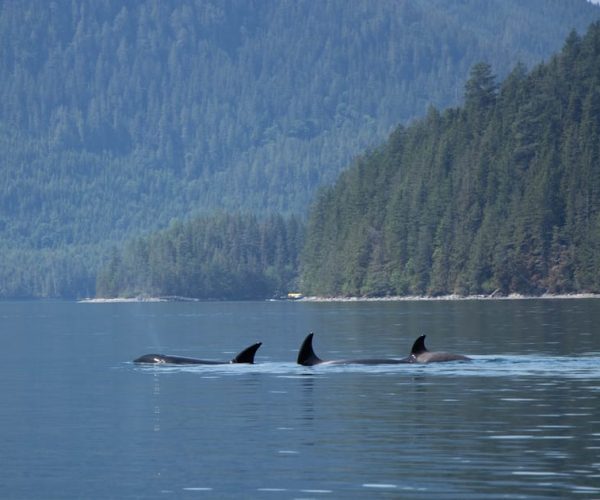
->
(1, 0, 599, 297)
(300, 23, 600, 297)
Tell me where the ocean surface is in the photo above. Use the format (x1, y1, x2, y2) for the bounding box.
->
(1, 298, 599, 499)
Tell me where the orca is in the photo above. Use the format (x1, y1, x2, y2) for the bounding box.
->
(297, 333, 409, 366)
(296, 333, 470, 366)
(406, 334, 471, 363)
(134, 342, 262, 365)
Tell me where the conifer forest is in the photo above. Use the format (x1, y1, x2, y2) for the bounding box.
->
(1, 1, 599, 299)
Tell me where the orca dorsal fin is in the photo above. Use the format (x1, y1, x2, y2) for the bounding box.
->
(231, 342, 262, 364)
(411, 335, 428, 355)
(297, 332, 323, 366)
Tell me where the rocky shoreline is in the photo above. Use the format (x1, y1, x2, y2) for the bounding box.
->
(299, 293, 600, 302)
(79, 293, 600, 303)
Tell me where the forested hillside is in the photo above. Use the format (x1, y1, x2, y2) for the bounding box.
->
(96, 214, 303, 300)
(1, 0, 599, 298)
(301, 23, 600, 297)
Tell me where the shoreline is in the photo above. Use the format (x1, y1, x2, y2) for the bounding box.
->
(299, 293, 600, 302)
(79, 293, 600, 303)
(78, 295, 200, 303)
(78, 297, 167, 303)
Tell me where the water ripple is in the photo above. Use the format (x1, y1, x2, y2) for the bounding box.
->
(130, 356, 600, 380)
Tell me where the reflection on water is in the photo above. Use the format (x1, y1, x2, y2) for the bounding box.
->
(0, 299, 599, 498)
(153, 372, 161, 433)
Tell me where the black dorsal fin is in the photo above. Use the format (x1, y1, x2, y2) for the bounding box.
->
(297, 332, 323, 366)
(231, 342, 262, 363)
(411, 335, 428, 355)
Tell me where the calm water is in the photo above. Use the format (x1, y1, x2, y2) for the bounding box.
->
(1, 299, 599, 499)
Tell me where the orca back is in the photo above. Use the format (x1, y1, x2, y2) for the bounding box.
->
(134, 341, 262, 365)
(409, 334, 471, 363)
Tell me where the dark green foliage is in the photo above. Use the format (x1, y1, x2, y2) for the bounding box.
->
(301, 23, 600, 297)
(96, 213, 304, 300)
(1, 0, 598, 298)
(0, 245, 97, 299)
